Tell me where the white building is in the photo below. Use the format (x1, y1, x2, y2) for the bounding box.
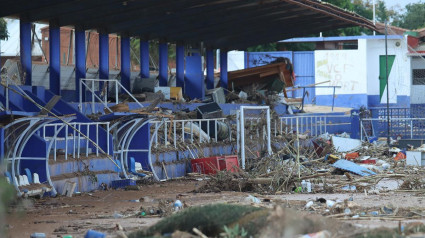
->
(228, 35, 421, 109)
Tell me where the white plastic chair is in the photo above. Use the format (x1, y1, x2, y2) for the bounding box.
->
(33, 173, 40, 184)
(22, 175, 30, 186)
(135, 162, 143, 172)
(18, 175, 24, 186)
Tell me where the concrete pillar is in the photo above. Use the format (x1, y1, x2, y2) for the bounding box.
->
(351, 109, 360, 139)
(99, 33, 109, 91)
(158, 43, 168, 86)
(219, 50, 228, 89)
(49, 25, 60, 95)
(75, 29, 86, 102)
(140, 40, 149, 78)
(206, 49, 214, 89)
(121, 36, 130, 91)
(20, 21, 32, 86)
(176, 44, 184, 89)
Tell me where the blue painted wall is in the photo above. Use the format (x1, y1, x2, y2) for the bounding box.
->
(128, 123, 150, 170)
(367, 95, 410, 108)
(315, 94, 368, 109)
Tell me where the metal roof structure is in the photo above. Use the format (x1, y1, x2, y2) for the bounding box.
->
(281, 35, 404, 43)
(1, 0, 376, 50)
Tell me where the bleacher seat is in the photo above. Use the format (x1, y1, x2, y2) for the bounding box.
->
(33, 173, 40, 184)
(129, 157, 146, 177)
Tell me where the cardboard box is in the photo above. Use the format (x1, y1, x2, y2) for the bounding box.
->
(154, 87, 182, 100)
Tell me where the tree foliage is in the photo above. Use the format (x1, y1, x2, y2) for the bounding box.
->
(392, 3, 425, 30)
(0, 18, 8, 40)
(129, 38, 176, 68)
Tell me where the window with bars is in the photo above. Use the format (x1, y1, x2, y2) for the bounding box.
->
(413, 69, 425, 85)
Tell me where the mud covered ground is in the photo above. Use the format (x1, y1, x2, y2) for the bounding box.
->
(5, 179, 425, 238)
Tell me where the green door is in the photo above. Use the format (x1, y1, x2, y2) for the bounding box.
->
(379, 55, 395, 102)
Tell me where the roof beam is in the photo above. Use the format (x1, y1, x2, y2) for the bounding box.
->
(106, 0, 265, 35)
(0, 0, 74, 18)
(169, 6, 314, 43)
(56, 0, 165, 27)
(21, 0, 117, 23)
(222, 21, 351, 49)
(126, 1, 291, 38)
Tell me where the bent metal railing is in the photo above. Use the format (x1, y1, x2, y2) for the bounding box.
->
(4, 117, 74, 196)
(79, 78, 143, 114)
(42, 121, 110, 161)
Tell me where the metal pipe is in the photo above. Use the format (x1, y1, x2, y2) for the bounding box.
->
(385, 21, 391, 146)
(107, 122, 110, 155)
(215, 120, 218, 143)
(164, 121, 168, 145)
(78, 124, 81, 158)
(54, 125, 57, 161)
(96, 124, 99, 156)
(79, 78, 82, 112)
(91, 81, 95, 114)
(240, 109, 245, 169)
(199, 120, 202, 143)
(266, 108, 271, 155)
(86, 124, 90, 157)
(65, 125, 68, 160)
(173, 121, 177, 148)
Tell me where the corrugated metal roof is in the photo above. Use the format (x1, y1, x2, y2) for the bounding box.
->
(332, 159, 376, 176)
(0, 0, 376, 50)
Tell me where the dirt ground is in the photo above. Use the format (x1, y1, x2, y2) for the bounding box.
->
(5, 179, 425, 238)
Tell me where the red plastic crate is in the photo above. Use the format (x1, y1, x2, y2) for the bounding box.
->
(191, 155, 239, 174)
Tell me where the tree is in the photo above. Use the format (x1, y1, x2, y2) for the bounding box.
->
(129, 38, 176, 69)
(392, 3, 425, 30)
(247, 43, 277, 52)
(376, 1, 388, 22)
(0, 18, 8, 40)
(321, 0, 374, 36)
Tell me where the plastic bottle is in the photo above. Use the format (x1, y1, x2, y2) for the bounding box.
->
(305, 201, 314, 209)
(306, 180, 312, 193)
(174, 200, 183, 211)
(301, 180, 307, 193)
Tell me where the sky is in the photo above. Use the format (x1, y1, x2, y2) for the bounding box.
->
(384, 0, 423, 9)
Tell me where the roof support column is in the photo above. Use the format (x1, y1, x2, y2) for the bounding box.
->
(20, 21, 32, 86)
(220, 50, 228, 89)
(99, 33, 109, 91)
(206, 49, 214, 89)
(140, 40, 149, 78)
(121, 36, 130, 92)
(176, 44, 184, 89)
(75, 29, 86, 102)
(158, 42, 168, 86)
(49, 24, 60, 95)
(185, 51, 204, 100)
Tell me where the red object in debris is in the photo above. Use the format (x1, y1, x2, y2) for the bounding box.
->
(345, 152, 359, 160)
(191, 155, 239, 175)
(394, 152, 406, 161)
(359, 159, 376, 164)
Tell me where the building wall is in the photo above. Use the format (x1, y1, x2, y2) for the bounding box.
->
(40, 27, 125, 70)
(227, 51, 245, 71)
(365, 37, 411, 108)
(411, 57, 425, 104)
(315, 37, 411, 109)
(314, 42, 368, 108)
